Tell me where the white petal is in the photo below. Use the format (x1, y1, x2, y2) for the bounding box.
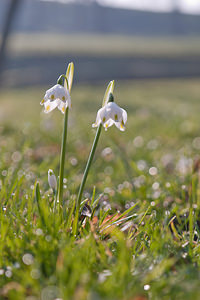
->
(122, 108, 127, 124)
(40, 99, 45, 105)
(103, 119, 114, 130)
(66, 92, 72, 109)
(109, 102, 123, 119)
(115, 121, 126, 131)
(92, 106, 106, 128)
(55, 85, 68, 100)
(43, 84, 69, 103)
(57, 101, 67, 114)
(44, 100, 58, 113)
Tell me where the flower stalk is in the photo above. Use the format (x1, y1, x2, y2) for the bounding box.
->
(73, 123, 102, 235)
(58, 106, 69, 210)
(73, 80, 115, 235)
(56, 62, 74, 211)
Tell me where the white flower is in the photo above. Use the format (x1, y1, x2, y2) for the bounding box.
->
(40, 84, 71, 114)
(48, 169, 57, 190)
(92, 102, 127, 131)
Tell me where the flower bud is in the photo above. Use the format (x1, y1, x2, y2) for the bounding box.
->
(48, 169, 57, 190)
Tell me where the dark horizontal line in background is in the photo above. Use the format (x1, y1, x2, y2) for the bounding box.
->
(1, 54, 200, 88)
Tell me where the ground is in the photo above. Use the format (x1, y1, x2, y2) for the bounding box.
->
(0, 78, 200, 299)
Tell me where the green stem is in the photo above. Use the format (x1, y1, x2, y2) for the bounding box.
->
(58, 107, 69, 212)
(73, 124, 102, 235)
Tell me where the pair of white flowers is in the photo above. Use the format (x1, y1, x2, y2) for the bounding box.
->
(41, 83, 127, 131)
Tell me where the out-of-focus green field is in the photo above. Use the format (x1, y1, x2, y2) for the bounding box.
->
(1, 79, 200, 299)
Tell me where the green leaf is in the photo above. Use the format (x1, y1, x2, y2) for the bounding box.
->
(65, 62, 74, 93)
(35, 181, 46, 227)
(102, 80, 115, 107)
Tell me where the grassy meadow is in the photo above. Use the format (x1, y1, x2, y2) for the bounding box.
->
(1, 78, 200, 299)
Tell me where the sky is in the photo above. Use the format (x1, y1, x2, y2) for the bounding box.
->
(43, 0, 200, 14)
(99, 0, 200, 14)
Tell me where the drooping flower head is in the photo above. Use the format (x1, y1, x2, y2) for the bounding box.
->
(40, 83, 71, 114)
(40, 62, 74, 114)
(92, 93, 127, 131)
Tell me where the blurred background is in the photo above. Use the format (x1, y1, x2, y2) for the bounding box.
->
(1, 0, 200, 192)
(1, 0, 200, 87)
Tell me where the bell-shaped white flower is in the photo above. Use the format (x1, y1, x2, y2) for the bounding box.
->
(92, 102, 127, 131)
(40, 84, 71, 114)
(48, 169, 57, 190)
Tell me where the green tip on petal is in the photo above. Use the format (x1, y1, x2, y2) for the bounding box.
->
(102, 80, 115, 107)
(57, 74, 69, 88)
(57, 75, 64, 86)
(108, 93, 114, 103)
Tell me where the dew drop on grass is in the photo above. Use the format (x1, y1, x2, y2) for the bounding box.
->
(165, 182, 171, 188)
(133, 136, 144, 148)
(104, 166, 113, 175)
(5, 270, 12, 278)
(2, 170, 7, 176)
(70, 157, 78, 166)
(152, 182, 159, 190)
(149, 167, 158, 176)
(14, 262, 20, 269)
(45, 235, 52, 242)
(123, 181, 131, 189)
(22, 253, 34, 265)
(31, 268, 40, 279)
(41, 286, 60, 300)
(101, 147, 113, 159)
(147, 139, 159, 150)
(125, 203, 130, 209)
(153, 190, 161, 199)
(117, 184, 123, 192)
(144, 284, 150, 291)
(12, 151, 22, 162)
(35, 228, 43, 236)
(182, 253, 188, 259)
(18, 170, 24, 178)
(137, 160, 147, 171)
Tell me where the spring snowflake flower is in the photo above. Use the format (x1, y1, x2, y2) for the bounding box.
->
(92, 102, 127, 131)
(40, 84, 71, 114)
(48, 169, 57, 190)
